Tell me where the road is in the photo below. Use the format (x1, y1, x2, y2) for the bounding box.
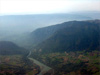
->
(27, 51, 52, 75)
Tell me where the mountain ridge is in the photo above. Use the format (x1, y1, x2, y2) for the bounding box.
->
(0, 41, 28, 55)
(32, 20, 100, 53)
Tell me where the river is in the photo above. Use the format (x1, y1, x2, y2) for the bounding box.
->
(27, 51, 52, 75)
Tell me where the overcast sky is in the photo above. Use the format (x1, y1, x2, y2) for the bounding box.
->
(0, 0, 100, 15)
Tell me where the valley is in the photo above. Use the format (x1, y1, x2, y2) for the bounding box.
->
(0, 0, 100, 74)
(0, 16, 100, 75)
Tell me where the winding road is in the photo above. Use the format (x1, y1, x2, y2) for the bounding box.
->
(27, 51, 52, 75)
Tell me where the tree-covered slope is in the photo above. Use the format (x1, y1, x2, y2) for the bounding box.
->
(0, 41, 28, 55)
(33, 20, 100, 53)
(29, 21, 75, 47)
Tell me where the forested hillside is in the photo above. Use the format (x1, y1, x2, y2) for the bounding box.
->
(32, 20, 100, 53)
(0, 41, 28, 55)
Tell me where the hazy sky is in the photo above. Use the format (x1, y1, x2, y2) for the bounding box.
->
(0, 0, 100, 15)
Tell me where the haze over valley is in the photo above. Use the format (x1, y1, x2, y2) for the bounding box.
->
(0, 0, 100, 75)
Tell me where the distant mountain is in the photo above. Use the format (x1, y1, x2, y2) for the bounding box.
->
(15, 20, 81, 49)
(73, 11, 100, 19)
(0, 14, 92, 33)
(0, 14, 92, 42)
(33, 20, 100, 53)
(0, 41, 28, 55)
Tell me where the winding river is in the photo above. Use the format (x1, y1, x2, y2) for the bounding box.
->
(27, 51, 52, 75)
